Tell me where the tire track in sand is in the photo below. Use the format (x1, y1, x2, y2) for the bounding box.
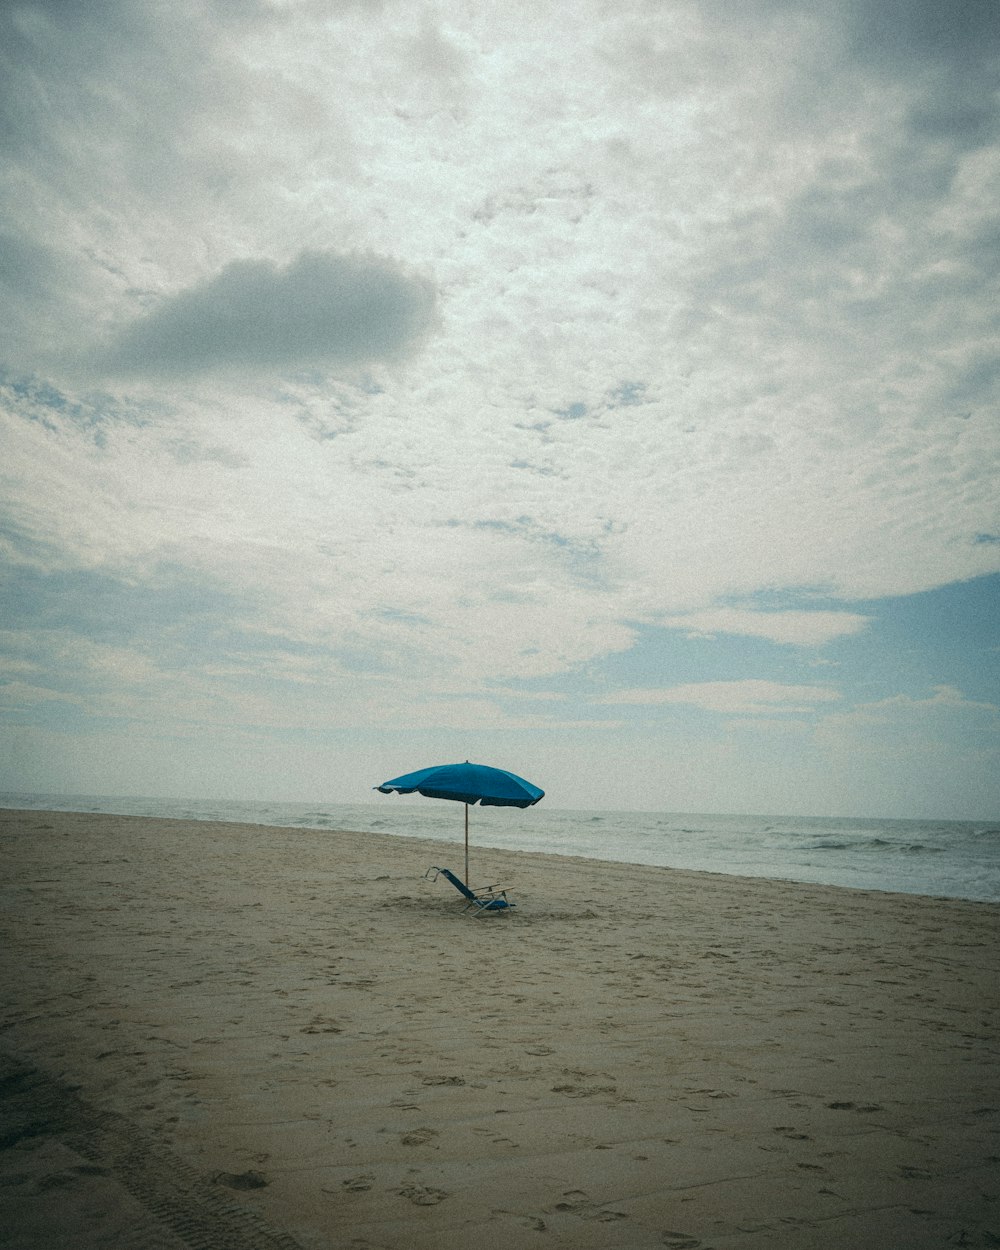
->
(1, 1050, 302, 1250)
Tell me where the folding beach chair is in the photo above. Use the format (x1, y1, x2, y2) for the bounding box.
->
(424, 867, 516, 915)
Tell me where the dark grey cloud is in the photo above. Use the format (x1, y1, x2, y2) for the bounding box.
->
(1, 3, 222, 172)
(845, 0, 1000, 72)
(702, 0, 1000, 112)
(0, 2, 277, 379)
(0, 4, 435, 385)
(843, 0, 1000, 162)
(702, 0, 1000, 72)
(100, 251, 438, 378)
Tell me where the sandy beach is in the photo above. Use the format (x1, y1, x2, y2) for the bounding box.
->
(1, 809, 997, 1249)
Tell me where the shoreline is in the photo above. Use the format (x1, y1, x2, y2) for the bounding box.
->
(2, 798, 995, 904)
(2, 809, 998, 1248)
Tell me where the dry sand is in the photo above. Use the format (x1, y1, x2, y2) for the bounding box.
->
(1, 808, 997, 1250)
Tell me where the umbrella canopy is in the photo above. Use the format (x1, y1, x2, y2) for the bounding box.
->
(377, 761, 543, 807)
(375, 761, 544, 881)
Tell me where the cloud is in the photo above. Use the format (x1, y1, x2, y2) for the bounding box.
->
(810, 686, 1000, 816)
(603, 680, 842, 715)
(0, 1, 997, 815)
(0, 680, 81, 709)
(844, 0, 1000, 76)
(821, 684, 1000, 728)
(98, 251, 437, 379)
(658, 607, 870, 647)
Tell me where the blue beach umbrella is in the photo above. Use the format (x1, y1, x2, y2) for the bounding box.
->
(375, 761, 544, 882)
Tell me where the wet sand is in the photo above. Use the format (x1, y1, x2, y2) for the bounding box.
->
(1, 808, 997, 1249)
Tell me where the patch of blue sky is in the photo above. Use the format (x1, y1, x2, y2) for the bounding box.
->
(495, 573, 1000, 715)
(2, 367, 162, 435)
(0, 565, 362, 691)
(838, 573, 1000, 704)
(0, 687, 90, 731)
(664, 577, 1000, 707)
(605, 631, 838, 710)
(4, 370, 68, 414)
(499, 623, 812, 704)
(0, 565, 244, 646)
(550, 382, 650, 421)
(605, 381, 648, 408)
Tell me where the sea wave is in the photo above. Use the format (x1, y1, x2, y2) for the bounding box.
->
(810, 838, 946, 855)
(1, 792, 997, 902)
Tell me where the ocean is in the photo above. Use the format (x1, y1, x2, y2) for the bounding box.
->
(3, 791, 998, 903)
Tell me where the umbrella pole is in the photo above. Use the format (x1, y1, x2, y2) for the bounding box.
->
(464, 803, 469, 883)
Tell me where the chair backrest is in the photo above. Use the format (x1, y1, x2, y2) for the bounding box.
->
(435, 867, 477, 900)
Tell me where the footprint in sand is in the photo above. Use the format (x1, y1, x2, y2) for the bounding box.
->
(301, 1015, 343, 1034)
(213, 1169, 269, 1190)
(660, 1233, 703, 1248)
(492, 1209, 547, 1232)
(552, 1189, 588, 1211)
(398, 1183, 448, 1205)
(552, 1082, 617, 1098)
(400, 1126, 438, 1147)
(551, 1190, 629, 1222)
(340, 1173, 375, 1193)
(773, 1125, 812, 1140)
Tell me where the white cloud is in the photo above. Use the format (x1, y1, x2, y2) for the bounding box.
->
(0, 0, 998, 813)
(0, 681, 81, 709)
(805, 682, 1000, 817)
(819, 684, 1000, 731)
(658, 607, 870, 646)
(604, 680, 842, 715)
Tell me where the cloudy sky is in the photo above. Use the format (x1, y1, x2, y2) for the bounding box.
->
(2, 0, 998, 819)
